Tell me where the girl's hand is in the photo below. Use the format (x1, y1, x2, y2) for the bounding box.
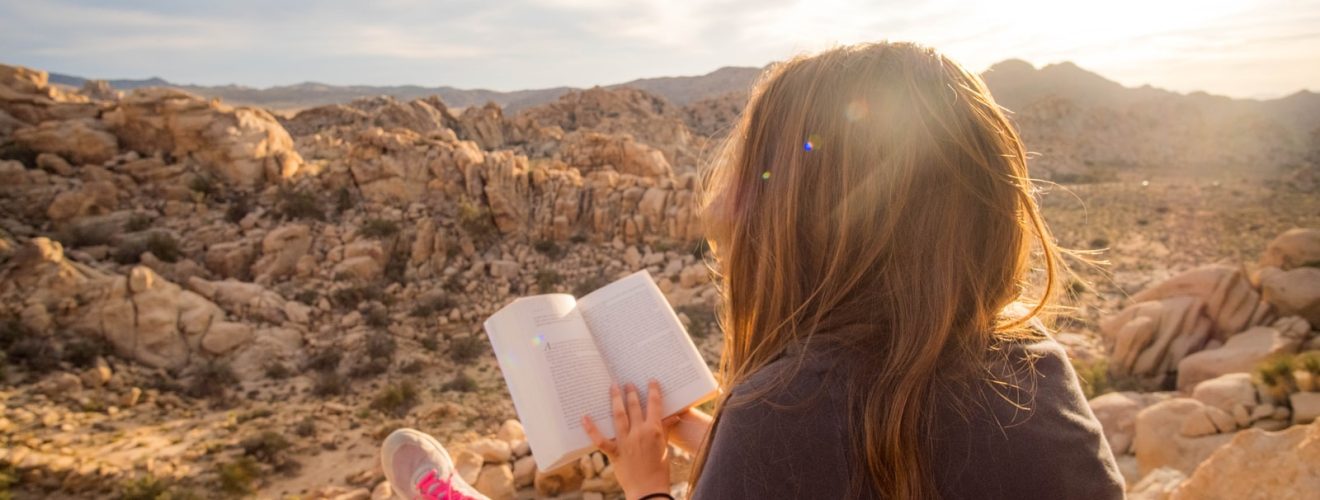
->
(583, 380, 672, 500)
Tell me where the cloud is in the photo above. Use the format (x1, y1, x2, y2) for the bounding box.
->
(0, 0, 1314, 96)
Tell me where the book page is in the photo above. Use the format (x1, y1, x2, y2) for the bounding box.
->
(483, 294, 612, 470)
(577, 271, 718, 431)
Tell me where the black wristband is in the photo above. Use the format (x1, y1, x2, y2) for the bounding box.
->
(638, 494, 675, 500)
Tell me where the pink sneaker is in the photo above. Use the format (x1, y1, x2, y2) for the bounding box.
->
(381, 428, 488, 500)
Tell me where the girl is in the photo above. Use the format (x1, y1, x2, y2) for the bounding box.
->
(382, 41, 1123, 499)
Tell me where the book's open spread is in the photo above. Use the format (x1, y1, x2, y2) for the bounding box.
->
(483, 270, 718, 471)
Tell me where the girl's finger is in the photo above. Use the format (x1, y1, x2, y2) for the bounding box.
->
(646, 379, 664, 423)
(582, 415, 617, 456)
(609, 384, 629, 436)
(625, 383, 644, 425)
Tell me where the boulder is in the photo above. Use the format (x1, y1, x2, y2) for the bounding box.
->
(453, 448, 484, 485)
(1089, 391, 1152, 455)
(1291, 392, 1320, 425)
(101, 87, 302, 187)
(204, 241, 257, 280)
(1133, 398, 1234, 475)
(467, 438, 512, 463)
(252, 224, 312, 283)
(1259, 228, 1320, 270)
(1170, 419, 1320, 499)
(1129, 467, 1186, 500)
(474, 464, 515, 500)
(1190, 373, 1258, 414)
(46, 180, 119, 222)
(1176, 326, 1302, 390)
(12, 119, 118, 165)
(534, 462, 584, 497)
(1260, 267, 1320, 325)
(1101, 297, 1214, 380)
(496, 419, 526, 443)
(512, 456, 536, 489)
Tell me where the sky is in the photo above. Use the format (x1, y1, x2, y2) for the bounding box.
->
(1, 0, 1317, 99)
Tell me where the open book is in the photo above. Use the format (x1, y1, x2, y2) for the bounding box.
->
(483, 270, 718, 471)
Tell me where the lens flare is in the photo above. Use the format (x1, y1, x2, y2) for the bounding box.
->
(845, 98, 869, 122)
(762, 171, 771, 180)
(805, 133, 821, 152)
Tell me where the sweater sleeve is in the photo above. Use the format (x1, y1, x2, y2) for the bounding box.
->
(689, 359, 853, 499)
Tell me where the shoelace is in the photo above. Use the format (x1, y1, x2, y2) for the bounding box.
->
(415, 469, 469, 500)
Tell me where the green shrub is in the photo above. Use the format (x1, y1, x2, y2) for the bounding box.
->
(449, 336, 485, 363)
(359, 218, 400, 239)
(420, 332, 440, 352)
(294, 290, 318, 306)
(225, 195, 252, 224)
(371, 381, 419, 417)
(1071, 358, 1113, 400)
(188, 174, 217, 199)
(241, 431, 291, 464)
(215, 457, 259, 496)
(533, 240, 564, 259)
(366, 331, 397, 361)
(276, 188, 323, 221)
(410, 296, 455, 318)
(349, 358, 389, 378)
(676, 305, 718, 339)
(58, 223, 115, 248)
(334, 187, 356, 215)
(63, 336, 106, 368)
(364, 307, 391, 328)
(573, 273, 609, 297)
(264, 362, 291, 380)
(305, 349, 341, 373)
(124, 213, 154, 232)
(187, 360, 238, 399)
(294, 417, 316, 438)
(117, 474, 175, 500)
(536, 269, 564, 292)
(145, 233, 182, 263)
(458, 200, 496, 242)
(400, 360, 423, 374)
(440, 373, 477, 393)
(331, 283, 389, 308)
(312, 371, 346, 397)
(7, 335, 61, 374)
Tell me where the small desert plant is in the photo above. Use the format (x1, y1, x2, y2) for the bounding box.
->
(117, 474, 175, 500)
(676, 305, 718, 339)
(276, 188, 324, 221)
(536, 269, 564, 292)
(263, 362, 291, 380)
(533, 240, 564, 259)
(364, 307, 391, 328)
(365, 331, 397, 361)
(358, 218, 400, 239)
(1072, 358, 1114, 400)
(573, 273, 610, 297)
(294, 417, 317, 438)
(187, 360, 238, 399)
(188, 174, 217, 199)
(400, 360, 423, 374)
(58, 223, 115, 248)
(331, 283, 389, 308)
(312, 371, 347, 397)
(420, 332, 440, 352)
(449, 335, 485, 363)
(371, 381, 419, 417)
(62, 336, 106, 368)
(215, 456, 260, 496)
(440, 372, 478, 393)
(458, 200, 497, 242)
(293, 290, 319, 306)
(384, 250, 408, 284)
(1088, 237, 1110, 250)
(124, 213, 154, 232)
(6, 334, 61, 374)
(145, 232, 182, 263)
(334, 186, 356, 215)
(305, 349, 342, 373)
(410, 296, 455, 318)
(225, 194, 252, 223)
(241, 431, 291, 464)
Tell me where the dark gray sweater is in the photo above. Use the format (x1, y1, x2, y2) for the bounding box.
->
(690, 336, 1125, 499)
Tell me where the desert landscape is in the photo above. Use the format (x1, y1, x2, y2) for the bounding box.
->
(0, 55, 1318, 500)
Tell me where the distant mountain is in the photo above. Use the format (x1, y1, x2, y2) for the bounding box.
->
(46, 66, 763, 113)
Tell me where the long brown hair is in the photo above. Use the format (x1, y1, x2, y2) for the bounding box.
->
(691, 42, 1064, 498)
